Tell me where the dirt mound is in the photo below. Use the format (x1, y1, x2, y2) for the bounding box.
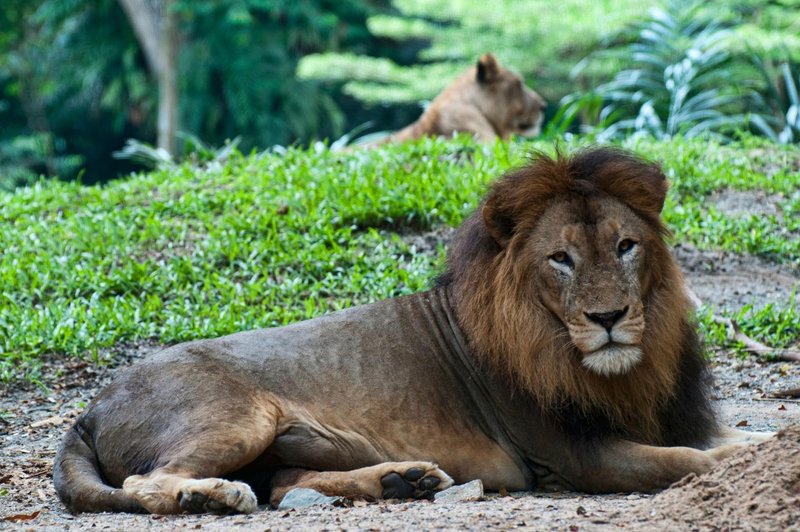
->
(631, 425, 800, 529)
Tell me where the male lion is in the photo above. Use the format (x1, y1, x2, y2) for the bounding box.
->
(54, 148, 769, 515)
(384, 53, 546, 142)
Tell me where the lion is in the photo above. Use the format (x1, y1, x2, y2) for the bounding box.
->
(382, 53, 546, 143)
(54, 147, 771, 515)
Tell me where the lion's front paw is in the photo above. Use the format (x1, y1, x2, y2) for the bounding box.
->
(706, 443, 746, 463)
(379, 462, 454, 499)
(177, 479, 257, 514)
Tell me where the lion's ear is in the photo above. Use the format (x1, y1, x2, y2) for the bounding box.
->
(623, 167, 669, 218)
(477, 53, 500, 84)
(644, 172, 669, 216)
(481, 195, 515, 248)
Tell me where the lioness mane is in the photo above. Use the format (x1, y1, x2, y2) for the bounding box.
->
(439, 147, 715, 444)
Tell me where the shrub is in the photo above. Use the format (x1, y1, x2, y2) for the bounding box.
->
(554, 0, 764, 141)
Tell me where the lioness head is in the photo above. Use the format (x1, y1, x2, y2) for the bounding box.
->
(386, 53, 547, 143)
(473, 53, 547, 137)
(443, 147, 693, 439)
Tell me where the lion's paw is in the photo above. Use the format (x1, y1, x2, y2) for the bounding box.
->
(379, 462, 454, 499)
(177, 478, 257, 514)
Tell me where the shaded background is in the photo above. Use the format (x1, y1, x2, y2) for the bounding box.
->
(1, 0, 799, 188)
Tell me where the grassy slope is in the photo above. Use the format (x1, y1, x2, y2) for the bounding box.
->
(1, 137, 798, 385)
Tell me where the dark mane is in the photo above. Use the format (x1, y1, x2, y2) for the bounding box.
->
(437, 146, 717, 447)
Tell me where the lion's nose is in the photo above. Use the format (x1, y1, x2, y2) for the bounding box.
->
(585, 307, 628, 332)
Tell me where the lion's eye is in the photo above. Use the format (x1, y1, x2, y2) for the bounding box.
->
(617, 239, 637, 255)
(549, 251, 572, 266)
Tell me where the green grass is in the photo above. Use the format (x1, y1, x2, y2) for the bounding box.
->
(1, 136, 798, 385)
(628, 137, 800, 262)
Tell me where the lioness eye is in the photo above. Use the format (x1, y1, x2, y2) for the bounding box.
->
(550, 251, 572, 265)
(618, 239, 636, 255)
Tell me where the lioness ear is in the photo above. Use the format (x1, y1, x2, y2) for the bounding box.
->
(477, 53, 500, 84)
(482, 194, 515, 248)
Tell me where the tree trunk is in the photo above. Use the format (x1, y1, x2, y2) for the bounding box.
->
(117, 0, 179, 155)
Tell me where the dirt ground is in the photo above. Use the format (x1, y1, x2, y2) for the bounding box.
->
(2, 201, 799, 530)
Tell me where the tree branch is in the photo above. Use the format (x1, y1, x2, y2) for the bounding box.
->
(117, 0, 163, 76)
(686, 287, 800, 362)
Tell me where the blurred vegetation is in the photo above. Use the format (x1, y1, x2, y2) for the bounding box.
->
(300, 0, 800, 105)
(299, 0, 652, 103)
(2, 0, 800, 189)
(551, 0, 763, 140)
(1, 136, 798, 386)
(0, 0, 389, 187)
(548, 0, 800, 141)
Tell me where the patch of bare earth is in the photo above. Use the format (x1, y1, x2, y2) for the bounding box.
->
(2, 188, 799, 530)
(627, 425, 800, 530)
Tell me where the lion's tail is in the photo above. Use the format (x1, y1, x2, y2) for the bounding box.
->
(53, 423, 144, 513)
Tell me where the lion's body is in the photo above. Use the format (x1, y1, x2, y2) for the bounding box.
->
(385, 53, 546, 143)
(54, 148, 770, 515)
(73, 291, 528, 495)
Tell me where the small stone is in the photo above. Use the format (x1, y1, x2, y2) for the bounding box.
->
(277, 488, 341, 510)
(434, 479, 484, 503)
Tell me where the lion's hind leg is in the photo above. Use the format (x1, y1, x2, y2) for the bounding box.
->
(122, 469, 258, 514)
(119, 390, 283, 515)
(269, 461, 454, 507)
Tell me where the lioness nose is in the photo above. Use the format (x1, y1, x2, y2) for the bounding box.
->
(585, 307, 628, 332)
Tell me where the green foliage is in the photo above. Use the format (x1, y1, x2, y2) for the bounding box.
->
(697, 297, 800, 360)
(628, 135, 800, 263)
(1, 137, 798, 386)
(300, 0, 800, 117)
(0, 137, 519, 384)
(0, 0, 384, 185)
(557, 0, 764, 140)
(175, 0, 379, 148)
(750, 59, 800, 143)
(0, 132, 83, 191)
(300, 0, 655, 104)
(725, 0, 800, 62)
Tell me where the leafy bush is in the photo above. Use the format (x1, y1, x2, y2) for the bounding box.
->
(555, 0, 764, 141)
(750, 59, 800, 143)
(0, 132, 83, 192)
(0, 0, 384, 184)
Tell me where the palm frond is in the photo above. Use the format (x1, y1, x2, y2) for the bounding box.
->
(557, 0, 764, 141)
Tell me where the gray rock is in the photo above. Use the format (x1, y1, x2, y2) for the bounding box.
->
(434, 479, 484, 503)
(277, 488, 341, 510)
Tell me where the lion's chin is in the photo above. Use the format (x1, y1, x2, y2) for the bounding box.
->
(581, 344, 643, 376)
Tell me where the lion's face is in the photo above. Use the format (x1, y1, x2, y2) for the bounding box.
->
(474, 54, 546, 137)
(444, 148, 696, 439)
(529, 196, 652, 377)
(447, 148, 692, 439)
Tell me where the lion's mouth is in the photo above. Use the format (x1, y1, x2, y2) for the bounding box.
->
(581, 344, 642, 376)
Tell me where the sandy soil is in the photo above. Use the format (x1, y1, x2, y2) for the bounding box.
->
(2, 193, 799, 530)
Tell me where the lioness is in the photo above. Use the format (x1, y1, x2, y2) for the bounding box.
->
(386, 53, 546, 142)
(54, 148, 769, 515)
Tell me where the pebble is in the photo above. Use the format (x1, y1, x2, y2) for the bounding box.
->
(276, 488, 341, 510)
(434, 479, 484, 503)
